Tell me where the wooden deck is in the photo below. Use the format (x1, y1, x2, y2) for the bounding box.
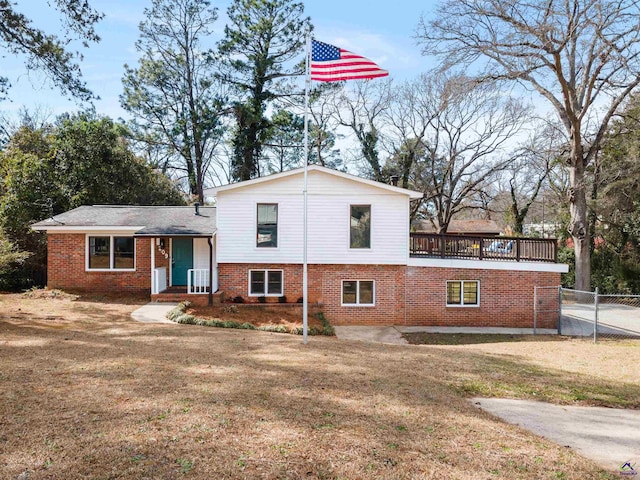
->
(410, 233, 558, 263)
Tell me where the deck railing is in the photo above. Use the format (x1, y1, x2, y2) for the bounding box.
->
(409, 233, 558, 263)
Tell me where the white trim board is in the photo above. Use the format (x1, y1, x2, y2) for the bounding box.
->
(31, 225, 143, 233)
(205, 165, 423, 199)
(408, 258, 569, 273)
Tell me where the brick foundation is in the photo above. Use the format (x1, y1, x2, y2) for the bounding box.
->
(405, 267, 559, 329)
(46, 234, 561, 329)
(218, 263, 561, 328)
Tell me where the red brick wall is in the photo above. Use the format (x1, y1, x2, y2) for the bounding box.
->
(218, 263, 560, 328)
(405, 267, 560, 329)
(47, 233, 152, 293)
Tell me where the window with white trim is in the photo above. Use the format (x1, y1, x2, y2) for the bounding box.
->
(350, 205, 371, 249)
(257, 203, 278, 247)
(249, 270, 283, 296)
(87, 236, 135, 270)
(342, 280, 375, 306)
(446, 280, 479, 306)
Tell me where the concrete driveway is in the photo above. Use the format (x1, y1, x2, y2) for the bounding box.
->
(472, 398, 640, 472)
(562, 303, 640, 337)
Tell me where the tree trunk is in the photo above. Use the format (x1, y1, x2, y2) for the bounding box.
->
(569, 155, 591, 292)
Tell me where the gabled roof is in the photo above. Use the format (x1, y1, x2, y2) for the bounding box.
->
(204, 165, 424, 200)
(31, 205, 216, 236)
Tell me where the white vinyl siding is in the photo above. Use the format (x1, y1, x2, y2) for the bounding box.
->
(193, 238, 211, 270)
(216, 169, 410, 265)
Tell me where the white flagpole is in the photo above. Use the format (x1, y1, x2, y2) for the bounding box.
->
(302, 33, 311, 344)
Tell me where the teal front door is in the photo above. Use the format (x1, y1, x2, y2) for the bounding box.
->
(172, 238, 193, 286)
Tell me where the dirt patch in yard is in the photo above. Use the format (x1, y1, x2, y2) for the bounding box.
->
(188, 304, 326, 331)
(1, 292, 637, 479)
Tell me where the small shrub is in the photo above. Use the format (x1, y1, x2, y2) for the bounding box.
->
(258, 324, 289, 334)
(223, 304, 238, 314)
(222, 320, 241, 329)
(257, 296, 266, 303)
(166, 306, 185, 322)
(278, 295, 287, 303)
(296, 297, 303, 303)
(232, 296, 245, 304)
(239, 322, 256, 330)
(315, 312, 335, 336)
(177, 314, 197, 324)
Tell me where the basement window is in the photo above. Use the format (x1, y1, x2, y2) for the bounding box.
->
(342, 280, 375, 306)
(249, 270, 283, 296)
(446, 280, 479, 307)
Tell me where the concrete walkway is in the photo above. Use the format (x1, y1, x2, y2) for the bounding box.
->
(333, 326, 557, 345)
(333, 326, 407, 344)
(130, 302, 177, 324)
(472, 398, 640, 471)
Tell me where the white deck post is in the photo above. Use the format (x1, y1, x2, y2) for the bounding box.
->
(150, 237, 156, 294)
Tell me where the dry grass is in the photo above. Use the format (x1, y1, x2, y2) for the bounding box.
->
(1, 293, 635, 479)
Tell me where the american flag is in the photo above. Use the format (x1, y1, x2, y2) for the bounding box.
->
(310, 39, 389, 82)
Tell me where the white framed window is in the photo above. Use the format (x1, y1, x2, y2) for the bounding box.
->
(341, 280, 375, 306)
(86, 235, 136, 271)
(446, 280, 479, 307)
(257, 203, 278, 248)
(249, 269, 283, 296)
(350, 204, 371, 249)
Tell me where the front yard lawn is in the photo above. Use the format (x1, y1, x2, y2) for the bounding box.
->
(1, 292, 637, 479)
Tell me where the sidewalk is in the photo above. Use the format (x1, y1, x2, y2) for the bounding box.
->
(333, 325, 557, 345)
(130, 302, 177, 324)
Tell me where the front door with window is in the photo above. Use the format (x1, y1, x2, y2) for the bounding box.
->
(172, 238, 193, 286)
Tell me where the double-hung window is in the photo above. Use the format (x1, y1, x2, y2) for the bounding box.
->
(350, 205, 371, 249)
(446, 280, 479, 306)
(257, 203, 278, 247)
(249, 270, 283, 296)
(88, 236, 135, 270)
(342, 280, 375, 306)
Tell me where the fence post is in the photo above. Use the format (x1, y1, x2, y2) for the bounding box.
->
(593, 287, 599, 344)
(557, 286, 562, 335)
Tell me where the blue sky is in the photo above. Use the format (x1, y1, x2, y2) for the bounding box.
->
(1, 0, 436, 121)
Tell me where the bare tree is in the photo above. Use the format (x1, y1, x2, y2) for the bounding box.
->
(504, 121, 563, 234)
(418, 0, 640, 290)
(332, 79, 393, 181)
(382, 77, 435, 190)
(413, 74, 529, 233)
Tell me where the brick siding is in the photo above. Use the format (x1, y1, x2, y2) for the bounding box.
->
(218, 263, 560, 328)
(47, 233, 155, 294)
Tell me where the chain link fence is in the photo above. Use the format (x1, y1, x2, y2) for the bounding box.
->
(560, 288, 640, 342)
(533, 286, 562, 334)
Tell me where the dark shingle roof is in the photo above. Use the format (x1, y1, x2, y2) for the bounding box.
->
(32, 205, 216, 236)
